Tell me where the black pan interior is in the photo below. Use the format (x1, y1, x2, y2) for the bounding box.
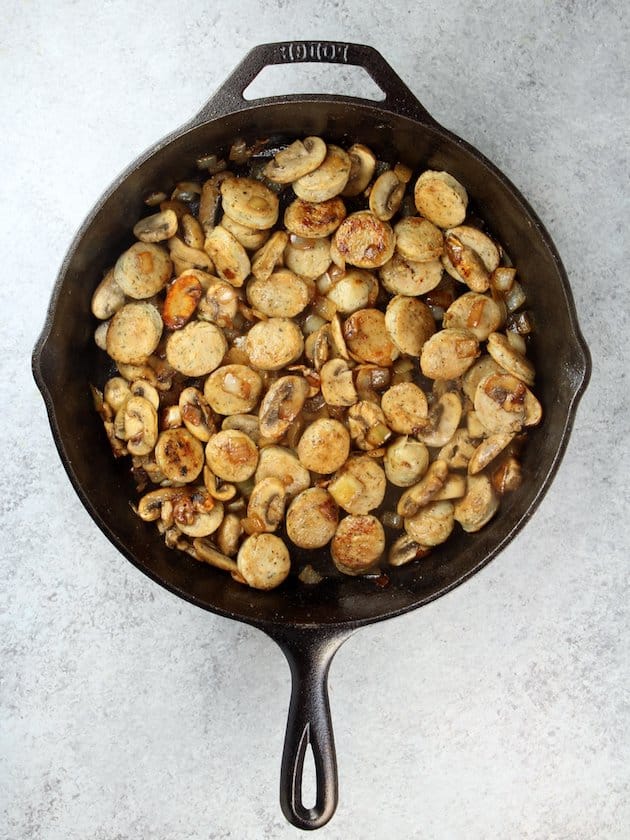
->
(34, 100, 589, 629)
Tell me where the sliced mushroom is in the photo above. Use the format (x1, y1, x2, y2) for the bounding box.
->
(180, 213, 205, 249)
(255, 445, 311, 499)
(178, 387, 216, 442)
(388, 533, 431, 567)
(133, 209, 178, 243)
(468, 432, 514, 475)
(443, 225, 501, 281)
(216, 513, 243, 556)
(245, 318, 304, 371)
(202, 463, 236, 502)
(197, 277, 240, 328)
(347, 401, 391, 450)
(320, 358, 358, 406)
(416, 392, 463, 448)
(258, 375, 310, 442)
(162, 272, 203, 329)
(263, 136, 328, 183)
(343, 308, 399, 366)
(385, 295, 436, 357)
(220, 215, 270, 251)
(297, 418, 351, 473)
(205, 429, 259, 482)
(116, 360, 158, 387)
(384, 436, 430, 487)
(462, 355, 505, 402)
(432, 473, 467, 501)
(442, 292, 504, 341)
(353, 363, 391, 404)
(414, 170, 468, 229)
(397, 459, 449, 517)
(114, 242, 172, 299)
(284, 197, 347, 239)
(130, 379, 160, 410)
(292, 145, 351, 203)
(198, 172, 232, 236)
(284, 235, 332, 278)
(246, 269, 310, 318)
(91, 268, 126, 320)
(137, 487, 187, 522)
(379, 253, 444, 296)
(204, 226, 250, 287)
(437, 428, 478, 469)
(368, 170, 405, 221)
(491, 456, 523, 494)
(486, 332, 535, 386)
(220, 176, 279, 229)
(394, 216, 444, 262)
(444, 234, 490, 293)
(331, 514, 385, 575)
(193, 538, 239, 572)
(103, 376, 132, 412)
(243, 477, 287, 533)
(120, 395, 158, 456)
(380, 382, 428, 436)
(342, 143, 377, 197)
(453, 474, 499, 532)
(332, 211, 396, 269)
(177, 497, 224, 538)
(286, 487, 339, 549)
(106, 302, 163, 365)
(328, 455, 386, 515)
(165, 320, 227, 377)
(167, 236, 214, 276)
(236, 533, 291, 590)
(155, 428, 205, 482)
(404, 500, 455, 546)
(420, 328, 479, 380)
(94, 320, 110, 350)
(326, 269, 378, 315)
(220, 416, 260, 446)
(474, 373, 541, 434)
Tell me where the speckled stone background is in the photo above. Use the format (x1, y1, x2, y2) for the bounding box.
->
(2, 1, 628, 838)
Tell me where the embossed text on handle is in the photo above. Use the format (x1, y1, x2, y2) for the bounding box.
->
(278, 42, 349, 63)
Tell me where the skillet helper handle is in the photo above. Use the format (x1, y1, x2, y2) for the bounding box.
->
(194, 40, 439, 127)
(268, 626, 353, 830)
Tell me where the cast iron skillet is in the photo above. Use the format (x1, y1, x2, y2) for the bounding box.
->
(32, 41, 590, 830)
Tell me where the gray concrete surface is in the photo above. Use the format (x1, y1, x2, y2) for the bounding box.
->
(2, 1, 628, 838)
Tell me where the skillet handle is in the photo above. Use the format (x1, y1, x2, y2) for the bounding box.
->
(193, 41, 439, 127)
(266, 625, 354, 830)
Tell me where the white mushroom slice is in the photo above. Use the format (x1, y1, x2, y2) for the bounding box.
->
(284, 197, 347, 239)
(474, 372, 540, 433)
(121, 395, 158, 456)
(443, 225, 500, 281)
(379, 253, 443, 296)
(320, 358, 358, 406)
(258, 376, 310, 441)
(177, 498, 225, 538)
(94, 320, 110, 350)
(91, 268, 126, 320)
(332, 211, 396, 269)
(453, 474, 499, 532)
(220, 215, 270, 251)
(437, 428, 478, 469)
(114, 242, 172, 299)
(221, 413, 261, 443)
(404, 500, 455, 546)
(327, 313, 350, 360)
(202, 463, 236, 502)
(204, 364, 263, 415)
(416, 392, 463, 448)
(342, 143, 377, 197)
(198, 172, 231, 235)
(220, 176, 279, 229)
(347, 401, 392, 450)
(331, 515, 385, 575)
(384, 436, 430, 487)
(162, 271, 203, 330)
(297, 418, 351, 474)
(245, 318, 304, 371)
(293, 145, 351, 203)
(244, 477, 287, 533)
(137, 486, 186, 521)
(216, 513, 243, 556)
(193, 537, 239, 572)
(165, 321, 227, 377)
(204, 226, 250, 287)
(167, 237, 214, 275)
(394, 216, 444, 262)
(255, 445, 311, 499)
(180, 213, 205, 249)
(442, 292, 503, 341)
(116, 361, 158, 386)
(103, 376, 132, 412)
(328, 455, 386, 515)
(486, 332, 535, 386)
(286, 487, 339, 549)
(178, 387, 216, 442)
(305, 324, 333, 371)
(381, 382, 429, 435)
(468, 432, 514, 475)
(368, 170, 405, 221)
(133, 209, 178, 243)
(397, 459, 449, 517)
(250, 230, 289, 282)
(237, 533, 290, 590)
(462, 355, 504, 402)
(106, 302, 163, 365)
(263, 136, 328, 183)
(444, 234, 491, 292)
(420, 328, 479, 380)
(205, 429, 259, 482)
(284, 235, 332, 278)
(155, 428, 205, 482)
(385, 296, 436, 357)
(326, 269, 377, 315)
(414, 170, 468, 229)
(130, 379, 159, 410)
(388, 533, 430, 566)
(432, 473, 467, 501)
(246, 269, 310, 318)
(343, 308, 399, 366)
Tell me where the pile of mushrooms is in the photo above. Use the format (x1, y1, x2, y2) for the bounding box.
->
(91, 135, 541, 590)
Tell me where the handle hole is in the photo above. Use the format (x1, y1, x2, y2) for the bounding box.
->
(300, 740, 318, 811)
(243, 63, 386, 102)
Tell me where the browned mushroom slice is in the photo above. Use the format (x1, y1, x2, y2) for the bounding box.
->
(178, 387, 216, 442)
(220, 215, 270, 251)
(165, 321, 227, 377)
(343, 308, 399, 367)
(328, 455, 386, 515)
(244, 477, 287, 533)
(114, 242, 173, 300)
(416, 392, 463, 449)
(385, 295, 436, 357)
(347, 401, 391, 450)
(237, 533, 291, 590)
(121, 395, 159, 456)
(394, 216, 444, 262)
(162, 272, 203, 329)
(444, 234, 490, 293)
(197, 277, 240, 328)
(216, 513, 243, 556)
(133, 209, 178, 243)
(381, 382, 429, 435)
(420, 328, 479, 380)
(368, 170, 405, 221)
(284, 197, 347, 239)
(198, 172, 232, 236)
(293, 145, 352, 203)
(384, 436, 430, 487)
(404, 500, 455, 546)
(342, 143, 377, 197)
(220, 176, 279, 229)
(250, 230, 289, 282)
(462, 355, 505, 402)
(258, 376, 310, 441)
(246, 270, 310, 318)
(204, 364, 263, 415)
(486, 332, 535, 386)
(168, 237, 215, 276)
(320, 358, 358, 406)
(91, 268, 126, 320)
(106, 302, 163, 365)
(130, 379, 159, 410)
(468, 432, 514, 475)
(414, 170, 468, 228)
(255, 445, 311, 499)
(205, 429, 259, 482)
(442, 225, 501, 283)
(155, 428, 205, 483)
(397, 460, 449, 518)
(103, 376, 132, 412)
(379, 253, 444, 296)
(453, 474, 499, 532)
(388, 533, 431, 567)
(286, 487, 339, 549)
(245, 318, 304, 371)
(474, 372, 541, 434)
(297, 418, 351, 473)
(263, 137, 327, 183)
(331, 514, 385, 575)
(177, 496, 225, 538)
(204, 226, 250, 287)
(193, 538, 239, 572)
(332, 211, 396, 269)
